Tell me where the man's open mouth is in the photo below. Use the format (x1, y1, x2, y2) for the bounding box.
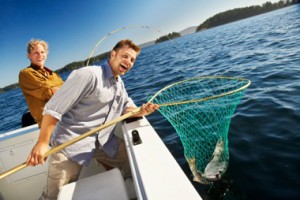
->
(120, 63, 128, 70)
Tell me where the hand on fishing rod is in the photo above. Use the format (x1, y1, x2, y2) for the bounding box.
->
(26, 142, 49, 166)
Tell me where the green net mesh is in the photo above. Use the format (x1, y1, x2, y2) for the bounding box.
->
(149, 76, 250, 184)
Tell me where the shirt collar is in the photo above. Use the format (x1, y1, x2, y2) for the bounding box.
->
(30, 64, 53, 74)
(103, 61, 119, 82)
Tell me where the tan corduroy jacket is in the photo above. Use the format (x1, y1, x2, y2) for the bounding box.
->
(19, 64, 64, 127)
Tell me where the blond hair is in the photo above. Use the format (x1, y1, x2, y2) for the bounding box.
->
(27, 39, 48, 54)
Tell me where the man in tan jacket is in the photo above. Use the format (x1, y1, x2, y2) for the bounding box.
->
(19, 39, 64, 127)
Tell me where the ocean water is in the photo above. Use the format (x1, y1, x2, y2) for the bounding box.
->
(1, 5, 299, 200)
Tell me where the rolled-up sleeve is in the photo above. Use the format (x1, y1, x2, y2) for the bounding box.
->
(43, 68, 96, 120)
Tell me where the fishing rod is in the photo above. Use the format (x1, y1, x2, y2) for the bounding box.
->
(0, 25, 171, 180)
(86, 25, 167, 66)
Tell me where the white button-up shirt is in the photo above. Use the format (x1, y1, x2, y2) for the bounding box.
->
(44, 61, 135, 166)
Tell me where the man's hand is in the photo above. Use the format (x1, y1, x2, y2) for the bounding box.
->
(124, 102, 160, 117)
(26, 142, 49, 166)
(25, 114, 58, 166)
(140, 102, 160, 116)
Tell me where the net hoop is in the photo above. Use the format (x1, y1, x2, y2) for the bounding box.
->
(148, 76, 251, 106)
(149, 75, 251, 184)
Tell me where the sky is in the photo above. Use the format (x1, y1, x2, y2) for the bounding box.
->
(0, 0, 280, 88)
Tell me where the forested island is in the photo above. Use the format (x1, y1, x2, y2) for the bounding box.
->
(196, 0, 299, 31)
(1, 0, 299, 93)
(155, 32, 181, 43)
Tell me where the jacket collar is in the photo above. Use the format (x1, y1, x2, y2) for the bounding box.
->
(30, 64, 53, 74)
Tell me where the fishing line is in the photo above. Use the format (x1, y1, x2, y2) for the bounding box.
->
(86, 25, 174, 66)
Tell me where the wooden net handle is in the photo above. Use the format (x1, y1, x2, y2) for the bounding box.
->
(0, 107, 141, 180)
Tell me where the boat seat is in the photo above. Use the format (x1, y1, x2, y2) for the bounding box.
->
(58, 168, 129, 200)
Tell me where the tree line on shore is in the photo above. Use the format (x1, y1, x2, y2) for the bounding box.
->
(1, 0, 299, 92)
(196, 0, 299, 31)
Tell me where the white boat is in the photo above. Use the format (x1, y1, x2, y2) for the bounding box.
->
(0, 116, 202, 200)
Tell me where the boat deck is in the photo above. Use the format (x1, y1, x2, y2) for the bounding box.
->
(0, 117, 201, 200)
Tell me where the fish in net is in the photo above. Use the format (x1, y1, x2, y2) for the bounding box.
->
(148, 76, 251, 184)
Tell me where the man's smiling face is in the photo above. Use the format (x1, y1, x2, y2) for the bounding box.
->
(109, 46, 138, 77)
(27, 44, 48, 68)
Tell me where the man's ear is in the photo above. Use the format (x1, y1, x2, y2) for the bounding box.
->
(110, 50, 116, 58)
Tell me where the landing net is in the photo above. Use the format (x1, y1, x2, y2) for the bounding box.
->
(148, 76, 250, 184)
